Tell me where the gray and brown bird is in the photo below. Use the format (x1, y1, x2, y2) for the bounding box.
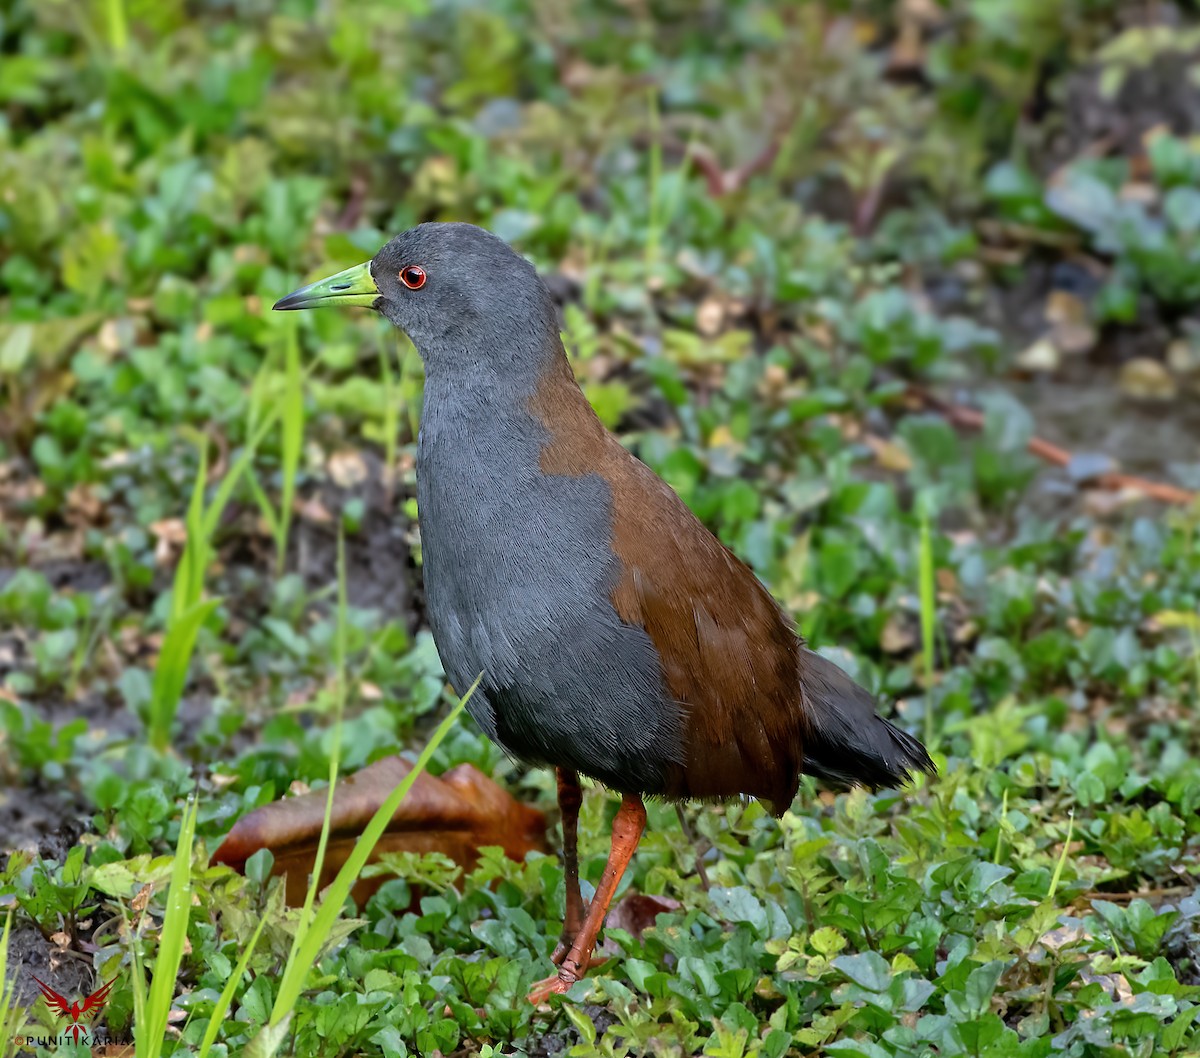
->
(275, 223, 935, 1001)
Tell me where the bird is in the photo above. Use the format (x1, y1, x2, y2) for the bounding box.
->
(274, 222, 935, 1002)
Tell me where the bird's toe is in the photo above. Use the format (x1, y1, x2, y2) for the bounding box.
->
(527, 971, 575, 1004)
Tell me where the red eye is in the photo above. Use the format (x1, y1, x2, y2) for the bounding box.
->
(399, 265, 426, 290)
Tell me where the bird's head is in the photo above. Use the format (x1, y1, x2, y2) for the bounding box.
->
(273, 222, 559, 375)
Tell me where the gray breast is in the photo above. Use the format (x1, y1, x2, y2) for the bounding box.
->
(415, 386, 683, 793)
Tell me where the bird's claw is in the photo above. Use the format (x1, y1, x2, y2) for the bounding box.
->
(530, 951, 608, 1002)
(528, 969, 577, 1003)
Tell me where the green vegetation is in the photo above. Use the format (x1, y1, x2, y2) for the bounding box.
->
(2, 1, 1198, 1056)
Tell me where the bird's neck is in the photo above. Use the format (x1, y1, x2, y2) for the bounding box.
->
(416, 342, 602, 495)
(420, 335, 597, 446)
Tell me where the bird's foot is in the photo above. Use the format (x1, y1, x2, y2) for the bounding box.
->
(527, 969, 576, 1003)
(528, 952, 606, 1003)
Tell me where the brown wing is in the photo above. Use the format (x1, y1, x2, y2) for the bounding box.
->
(531, 354, 807, 808)
(605, 455, 807, 807)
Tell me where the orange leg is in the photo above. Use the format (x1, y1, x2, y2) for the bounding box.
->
(551, 768, 584, 965)
(528, 793, 646, 1003)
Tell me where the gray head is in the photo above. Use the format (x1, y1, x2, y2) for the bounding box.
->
(273, 222, 560, 376)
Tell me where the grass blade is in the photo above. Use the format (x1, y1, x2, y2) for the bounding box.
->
(146, 410, 282, 750)
(196, 911, 269, 1058)
(132, 796, 198, 1058)
(147, 599, 221, 750)
(0, 910, 30, 1057)
(1048, 810, 1075, 901)
(267, 677, 478, 1028)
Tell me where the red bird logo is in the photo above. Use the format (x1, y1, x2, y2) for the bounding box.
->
(31, 975, 117, 1045)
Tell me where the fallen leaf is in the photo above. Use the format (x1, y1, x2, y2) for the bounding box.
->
(1051, 321, 1097, 356)
(1118, 357, 1177, 401)
(1044, 290, 1088, 326)
(294, 495, 335, 524)
(1118, 181, 1157, 206)
(1016, 337, 1061, 373)
(1167, 338, 1200, 376)
(708, 424, 736, 449)
(1148, 609, 1200, 632)
(935, 568, 957, 593)
(65, 484, 104, 525)
(880, 615, 916, 654)
(327, 450, 369, 488)
(1079, 968, 1133, 1002)
(864, 433, 913, 473)
(696, 297, 725, 337)
(952, 619, 979, 645)
(213, 758, 547, 906)
(604, 892, 680, 939)
(1039, 923, 1087, 951)
(1081, 488, 1142, 516)
(131, 883, 152, 912)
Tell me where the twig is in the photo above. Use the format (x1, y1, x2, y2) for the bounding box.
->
(645, 97, 797, 198)
(1081, 885, 1193, 903)
(686, 133, 789, 197)
(906, 385, 1197, 507)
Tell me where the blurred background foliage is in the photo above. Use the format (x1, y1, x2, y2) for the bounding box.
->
(2, 1, 1200, 1056)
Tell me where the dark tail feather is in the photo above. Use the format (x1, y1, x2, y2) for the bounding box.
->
(799, 649, 935, 790)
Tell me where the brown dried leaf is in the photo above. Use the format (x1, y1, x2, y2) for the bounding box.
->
(131, 884, 153, 912)
(1119, 357, 1177, 401)
(294, 495, 335, 524)
(864, 434, 913, 473)
(696, 297, 725, 337)
(1016, 337, 1061, 373)
(604, 892, 680, 939)
(327, 450, 369, 488)
(1044, 290, 1087, 327)
(881, 615, 916, 654)
(1052, 322, 1097, 356)
(149, 518, 187, 543)
(1039, 923, 1087, 951)
(213, 758, 547, 906)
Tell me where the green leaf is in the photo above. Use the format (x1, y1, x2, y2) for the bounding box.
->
(964, 961, 1007, 1018)
(244, 1012, 293, 1058)
(709, 886, 768, 934)
(810, 927, 846, 956)
(1164, 186, 1200, 233)
(832, 951, 891, 993)
(563, 1003, 597, 1045)
(1163, 1005, 1200, 1050)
